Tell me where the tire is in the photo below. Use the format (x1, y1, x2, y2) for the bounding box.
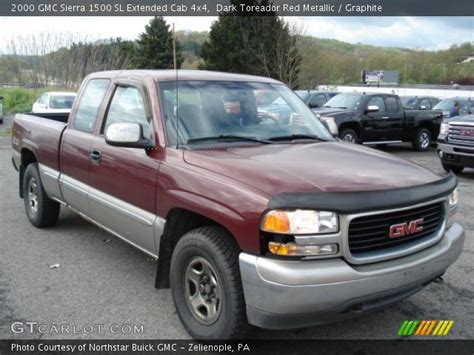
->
(23, 163, 60, 228)
(170, 226, 247, 339)
(442, 162, 464, 174)
(339, 128, 358, 144)
(412, 128, 432, 151)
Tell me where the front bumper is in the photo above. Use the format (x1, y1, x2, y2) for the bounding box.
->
(239, 223, 464, 329)
(438, 142, 474, 168)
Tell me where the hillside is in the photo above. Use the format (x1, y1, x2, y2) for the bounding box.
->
(1, 31, 472, 89)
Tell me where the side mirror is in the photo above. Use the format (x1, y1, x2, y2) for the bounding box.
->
(419, 105, 427, 110)
(365, 105, 379, 113)
(37, 103, 47, 109)
(308, 102, 319, 109)
(105, 122, 154, 149)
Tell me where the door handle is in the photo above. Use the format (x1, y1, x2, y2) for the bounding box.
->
(381, 116, 389, 119)
(90, 149, 102, 163)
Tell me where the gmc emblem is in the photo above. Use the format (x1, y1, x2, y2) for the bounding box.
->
(460, 128, 474, 137)
(389, 218, 424, 239)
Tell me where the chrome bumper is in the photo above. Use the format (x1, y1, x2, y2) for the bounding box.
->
(239, 223, 464, 329)
(438, 142, 474, 156)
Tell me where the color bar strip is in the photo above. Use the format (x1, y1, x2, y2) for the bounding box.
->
(414, 320, 426, 336)
(397, 320, 410, 336)
(433, 320, 444, 336)
(442, 320, 454, 336)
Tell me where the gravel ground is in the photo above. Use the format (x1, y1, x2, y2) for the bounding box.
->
(0, 116, 472, 340)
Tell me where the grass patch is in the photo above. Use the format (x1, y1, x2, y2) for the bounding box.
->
(0, 87, 68, 114)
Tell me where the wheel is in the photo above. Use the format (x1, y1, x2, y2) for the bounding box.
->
(442, 162, 464, 174)
(339, 128, 358, 144)
(170, 226, 247, 339)
(23, 163, 60, 227)
(412, 128, 432, 151)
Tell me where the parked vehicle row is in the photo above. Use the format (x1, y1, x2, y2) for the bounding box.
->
(11, 70, 464, 339)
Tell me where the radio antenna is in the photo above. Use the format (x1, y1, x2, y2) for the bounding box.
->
(173, 23, 179, 149)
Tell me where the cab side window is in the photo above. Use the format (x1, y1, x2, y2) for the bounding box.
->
(38, 94, 48, 106)
(384, 97, 399, 113)
(73, 79, 110, 133)
(103, 86, 152, 139)
(367, 96, 386, 112)
(420, 99, 431, 109)
(309, 94, 327, 108)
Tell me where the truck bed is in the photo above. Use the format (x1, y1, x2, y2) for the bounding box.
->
(12, 113, 68, 172)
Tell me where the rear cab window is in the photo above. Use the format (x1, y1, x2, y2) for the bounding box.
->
(73, 79, 110, 133)
(384, 96, 399, 113)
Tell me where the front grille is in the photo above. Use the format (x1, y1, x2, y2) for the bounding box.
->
(348, 203, 444, 255)
(448, 124, 474, 147)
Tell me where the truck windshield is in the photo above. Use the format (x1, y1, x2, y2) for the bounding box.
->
(158, 81, 334, 146)
(434, 98, 469, 111)
(323, 93, 362, 110)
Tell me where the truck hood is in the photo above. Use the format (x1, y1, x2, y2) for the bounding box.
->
(311, 107, 355, 116)
(183, 142, 442, 197)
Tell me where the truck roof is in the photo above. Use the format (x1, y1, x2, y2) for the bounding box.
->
(87, 70, 282, 84)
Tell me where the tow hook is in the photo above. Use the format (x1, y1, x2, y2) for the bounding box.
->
(433, 276, 444, 284)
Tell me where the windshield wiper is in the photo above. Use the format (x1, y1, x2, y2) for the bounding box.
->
(186, 135, 273, 145)
(268, 134, 329, 142)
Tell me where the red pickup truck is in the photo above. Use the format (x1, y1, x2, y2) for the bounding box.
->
(11, 70, 464, 339)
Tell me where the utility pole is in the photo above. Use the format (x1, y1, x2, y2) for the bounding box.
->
(172, 23, 177, 70)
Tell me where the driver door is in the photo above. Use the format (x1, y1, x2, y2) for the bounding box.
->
(88, 83, 160, 255)
(361, 96, 388, 142)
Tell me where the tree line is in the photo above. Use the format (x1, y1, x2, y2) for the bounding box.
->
(0, 9, 473, 90)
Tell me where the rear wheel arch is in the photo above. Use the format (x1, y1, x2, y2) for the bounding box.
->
(155, 208, 240, 289)
(19, 148, 38, 198)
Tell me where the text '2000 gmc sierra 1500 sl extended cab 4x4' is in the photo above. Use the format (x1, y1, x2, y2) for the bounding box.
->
(12, 70, 464, 339)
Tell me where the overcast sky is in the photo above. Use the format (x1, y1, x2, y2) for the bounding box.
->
(0, 16, 472, 54)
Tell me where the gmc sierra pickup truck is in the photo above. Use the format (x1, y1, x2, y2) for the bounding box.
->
(313, 92, 443, 151)
(12, 70, 464, 339)
(438, 114, 474, 173)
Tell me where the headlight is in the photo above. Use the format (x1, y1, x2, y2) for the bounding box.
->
(261, 209, 338, 235)
(447, 188, 459, 227)
(440, 123, 449, 136)
(449, 188, 458, 210)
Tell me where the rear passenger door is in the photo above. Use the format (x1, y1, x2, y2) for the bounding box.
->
(88, 83, 160, 255)
(60, 78, 110, 214)
(383, 96, 404, 140)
